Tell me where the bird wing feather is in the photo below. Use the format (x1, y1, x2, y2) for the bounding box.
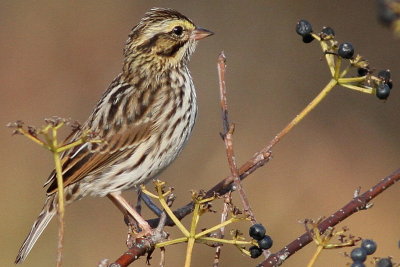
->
(45, 117, 156, 195)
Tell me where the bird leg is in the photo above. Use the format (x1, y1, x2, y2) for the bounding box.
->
(108, 192, 152, 236)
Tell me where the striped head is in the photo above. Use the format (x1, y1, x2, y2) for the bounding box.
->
(123, 7, 213, 73)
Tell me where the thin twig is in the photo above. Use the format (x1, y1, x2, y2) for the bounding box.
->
(159, 247, 166, 267)
(217, 52, 257, 223)
(212, 193, 231, 267)
(258, 168, 400, 267)
(53, 152, 65, 267)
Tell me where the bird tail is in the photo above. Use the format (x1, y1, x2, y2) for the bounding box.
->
(15, 195, 57, 264)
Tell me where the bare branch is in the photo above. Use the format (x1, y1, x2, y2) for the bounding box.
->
(217, 52, 257, 223)
(258, 168, 400, 266)
(212, 193, 231, 267)
(108, 238, 153, 267)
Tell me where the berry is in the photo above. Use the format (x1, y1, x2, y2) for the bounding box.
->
(351, 262, 366, 267)
(376, 83, 391, 100)
(249, 246, 263, 258)
(357, 67, 369, 77)
(361, 239, 377, 255)
(338, 43, 354, 59)
(350, 247, 367, 262)
(302, 34, 314, 43)
(378, 70, 391, 83)
(378, 0, 399, 26)
(387, 81, 393, 89)
(296, 20, 313, 36)
(258, 235, 273, 250)
(321, 26, 335, 36)
(376, 258, 393, 267)
(249, 224, 266, 240)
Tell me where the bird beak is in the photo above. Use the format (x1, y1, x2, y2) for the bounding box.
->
(191, 27, 214, 41)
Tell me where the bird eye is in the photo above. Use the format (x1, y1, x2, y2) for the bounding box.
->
(172, 26, 184, 36)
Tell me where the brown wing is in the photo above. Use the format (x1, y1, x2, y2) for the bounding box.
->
(45, 120, 155, 195)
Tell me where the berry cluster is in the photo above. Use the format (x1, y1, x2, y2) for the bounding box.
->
(248, 224, 273, 258)
(350, 239, 377, 266)
(295, 20, 394, 100)
(296, 20, 355, 59)
(349, 239, 394, 267)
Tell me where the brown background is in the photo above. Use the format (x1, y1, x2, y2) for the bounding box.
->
(1, 1, 400, 266)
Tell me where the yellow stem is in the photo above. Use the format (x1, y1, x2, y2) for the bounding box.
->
(53, 150, 65, 267)
(40, 124, 52, 134)
(156, 237, 188, 247)
(338, 76, 366, 83)
(184, 237, 195, 267)
(56, 139, 85, 153)
(17, 129, 50, 150)
(197, 196, 217, 204)
(311, 33, 321, 41)
(339, 64, 351, 78)
(140, 188, 159, 199)
(340, 84, 375, 94)
(157, 189, 190, 237)
(54, 122, 65, 130)
(235, 245, 251, 257)
(53, 152, 65, 216)
(272, 78, 337, 144)
(194, 217, 239, 239)
(190, 202, 201, 236)
(307, 245, 324, 267)
(198, 237, 252, 246)
(319, 39, 335, 76)
(334, 57, 342, 80)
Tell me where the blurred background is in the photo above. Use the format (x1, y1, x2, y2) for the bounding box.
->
(1, 1, 399, 266)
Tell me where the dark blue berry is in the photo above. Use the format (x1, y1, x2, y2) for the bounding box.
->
(378, 70, 391, 83)
(296, 20, 313, 36)
(249, 224, 266, 240)
(258, 235, 273, 250)
(378, 0, 399, 26)
(376, 258, 393, 267)
(321, 26, 335, 36)
(302, 34, 314, 43)
(387, 81, 393, 89)
(361, 239, 377, 255)
(249, 245, 263, 258)
(351, 262, 366, 267)
(350, 247, 367, 262)
(376, 83, 391, 100)
(357, 68, 369, 76)
(338, 43, 354, 59)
